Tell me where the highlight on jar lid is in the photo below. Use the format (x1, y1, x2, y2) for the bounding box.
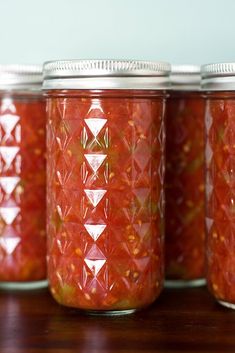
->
(201, 63, 235, 90)
(0, 64, 43, 90)
(170, 64, 201, 90)
(43, 59, 171, 90)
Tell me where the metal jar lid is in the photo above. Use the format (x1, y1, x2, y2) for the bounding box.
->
(0, 65, 43, 90)
(43, 59, 171, 90)
(170, 64, 201, 91)
(201, 63, 235, 90)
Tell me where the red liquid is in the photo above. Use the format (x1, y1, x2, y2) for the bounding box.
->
(206, 92, 235, 304)
(165, 91, 206, 281)
(0, 94, 46, 282)
(47, 90, 165, 311)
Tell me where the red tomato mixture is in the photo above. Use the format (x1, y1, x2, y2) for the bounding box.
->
(165, 91, 206, 281)
(0, 94, 46, 282)
(206, 92, 235, 304)
(47, 90, 165, 311)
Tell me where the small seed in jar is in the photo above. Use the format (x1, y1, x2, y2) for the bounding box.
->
(128, 235, 135, 241)
(34, 149, 42, 155)
(133, 248, 140, 255)
(183, 143, 190, 153)
(186, 200, 194, 207)
(75, 248, 82, 256)
(198, 184, 205, 192)
(85, 293, 91, 301)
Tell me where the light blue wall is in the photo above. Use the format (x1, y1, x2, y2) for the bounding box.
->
(0, 0, 235, 65)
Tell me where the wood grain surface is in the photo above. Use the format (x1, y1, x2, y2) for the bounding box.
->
(0, 286, 235, 353)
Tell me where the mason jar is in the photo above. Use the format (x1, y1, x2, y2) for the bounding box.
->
(43, 59, 170, 314)
(202, 63, 235, 309)
(0, 65, 47, 289)
(165, 65, 206, 287)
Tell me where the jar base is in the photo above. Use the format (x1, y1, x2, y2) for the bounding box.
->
(164, 278, 206, 288)
(218, 300, 235, 310)
(82, 308, 137, 316)
(0, 279, 48, 290)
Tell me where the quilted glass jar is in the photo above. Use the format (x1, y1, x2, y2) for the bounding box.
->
(43, 59, 170, 314)
(165, 65, 206, 287)
(0, 66, 47, 289)
(202, 63, 235, 309)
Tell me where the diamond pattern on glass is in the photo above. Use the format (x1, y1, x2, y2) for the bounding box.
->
(84, 224, 106, 241)
(85, 118, 107, 138)
(47, 96, 164, 309)
(158, 158, 165, 185)
(84, 154, 107, 173)
(0, 95, 46, 282)
(0, 147, 19, 169)
(84, 189, 107, 207)
(0, 236, 20, 255)
(165, 95, 206, 280)
(0, 101, 22, 262)
(0, 200, 20, 225)
(84, 258, 106, 276)
(158, 189, 165, 218)
(55, 121, 72, 151)
(0, 114, 20, 140)
(0, 97, 16, 113)
(0, 177, 20, 194)
(205, 97, 235, 303)
(158, 118, 165, 151)
(84, 244, 106, 276)
(205, 217, 213, 233)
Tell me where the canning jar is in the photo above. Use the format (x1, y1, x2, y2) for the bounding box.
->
(165, 65, 206, 287)
(43, 59, 170, 314)
(202, 63, 235, 309)
(0, 65, 47, 289)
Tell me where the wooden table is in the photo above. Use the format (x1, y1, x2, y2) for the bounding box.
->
(0, 286, 235, 353)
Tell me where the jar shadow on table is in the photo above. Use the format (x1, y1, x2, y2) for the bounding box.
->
(0, 288, 51, 351)
(1, 288, 235, 353)
(0, 288, 164, 352)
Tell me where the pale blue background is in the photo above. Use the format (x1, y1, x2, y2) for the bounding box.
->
(0, 0, 234, 66)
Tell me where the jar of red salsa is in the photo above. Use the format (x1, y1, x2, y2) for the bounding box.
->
(165, 65, 206, 287)
(0, 65, 47, 289)
(43, 59, 170, 314)
(202, 63, 235, 309)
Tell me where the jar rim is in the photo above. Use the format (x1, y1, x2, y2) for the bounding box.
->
(170, 64, 201, 91)
(0, 64, 43, 90)
(201, 62, 235, 90)
(43, 59, 171, 90)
